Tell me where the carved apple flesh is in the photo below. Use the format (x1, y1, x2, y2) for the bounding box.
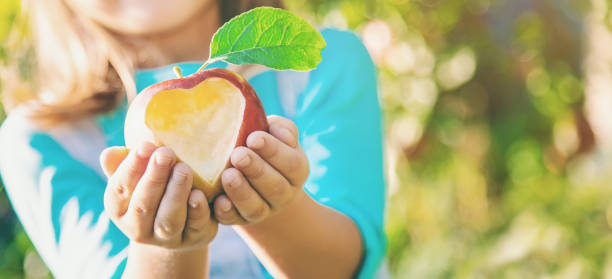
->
(124, 68, 268, 202)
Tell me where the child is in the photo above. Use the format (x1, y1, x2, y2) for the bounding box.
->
(0, 0, 385, 278)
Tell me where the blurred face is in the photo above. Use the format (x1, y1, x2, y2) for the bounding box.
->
(66, 0, 217, 35)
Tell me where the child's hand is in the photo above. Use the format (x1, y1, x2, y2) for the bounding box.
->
(212, 116, 310, 225)
(100, 143, 218, 250)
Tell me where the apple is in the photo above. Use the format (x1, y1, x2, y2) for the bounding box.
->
(124, 68, 268, 202)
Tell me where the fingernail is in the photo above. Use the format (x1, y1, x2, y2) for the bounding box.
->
(172, 169, 187, 184)
(250, 136, 264, 149)
(220, 199, 232, 212)
(189, 190, 204, 208)
(230, 177, 241, 188)
(173, 163, 191, 183)
(155, 151, 173, 166)
(137, 142, 156, 158)
(228, 174, 240, 188)
(224, 171, 240, 188)
(190, 201, 199, 209)
(236, 153, 250, 167)
(276, 128, 295, 147)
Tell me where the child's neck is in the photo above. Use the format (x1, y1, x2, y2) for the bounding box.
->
(135, 1, 220, 69)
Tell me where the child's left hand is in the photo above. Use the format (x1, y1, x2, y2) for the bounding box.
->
(212, 115, 310, 225)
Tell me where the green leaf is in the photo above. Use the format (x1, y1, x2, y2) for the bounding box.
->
(208, 7, 326, 71)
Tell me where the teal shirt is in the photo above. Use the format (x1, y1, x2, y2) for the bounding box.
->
(0, 29, 386, 278)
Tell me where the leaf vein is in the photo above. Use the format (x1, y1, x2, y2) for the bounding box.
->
(230, 18, 257, 51)
(254, 17, 279, 47)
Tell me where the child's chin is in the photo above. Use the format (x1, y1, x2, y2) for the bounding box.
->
(86, 0, 215, 36)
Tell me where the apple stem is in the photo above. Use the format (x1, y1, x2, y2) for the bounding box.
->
(173, 66, 183, 78)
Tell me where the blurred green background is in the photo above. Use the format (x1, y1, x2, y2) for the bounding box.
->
(2, 0, 612, 278)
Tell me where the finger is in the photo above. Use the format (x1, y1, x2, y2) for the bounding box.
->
(246, 131, 309, 186)
(100, 146, 129, 177)
(231, 147, 294, 209)
(221, 168, 270, 223)
(213, 194, 246, 225)
(184, 189, 218, 244)
(125, 147, 176, 241)
(153, 163, 192, 243)
(267, 115, 299, 148)
(104, 142, 156, 219)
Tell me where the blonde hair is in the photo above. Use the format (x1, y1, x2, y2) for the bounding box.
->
(1, 0, 282, 125)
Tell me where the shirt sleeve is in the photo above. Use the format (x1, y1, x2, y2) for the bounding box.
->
(293, 29, 386, 279)
(0, 116, 128, 279)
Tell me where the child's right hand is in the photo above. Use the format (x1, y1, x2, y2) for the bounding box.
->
(100, 142, 218, 250)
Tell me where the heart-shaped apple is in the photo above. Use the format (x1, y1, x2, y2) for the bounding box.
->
(124, 68, 268, 201)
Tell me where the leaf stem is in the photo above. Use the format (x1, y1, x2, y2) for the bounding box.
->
(197, 61, 211, 72)
(197, 56, 226, 72)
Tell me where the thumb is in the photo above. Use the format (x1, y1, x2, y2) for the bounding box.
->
(100, 146, 130, 178)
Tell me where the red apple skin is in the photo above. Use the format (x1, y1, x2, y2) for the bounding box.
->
(124, 68, 269, 202)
